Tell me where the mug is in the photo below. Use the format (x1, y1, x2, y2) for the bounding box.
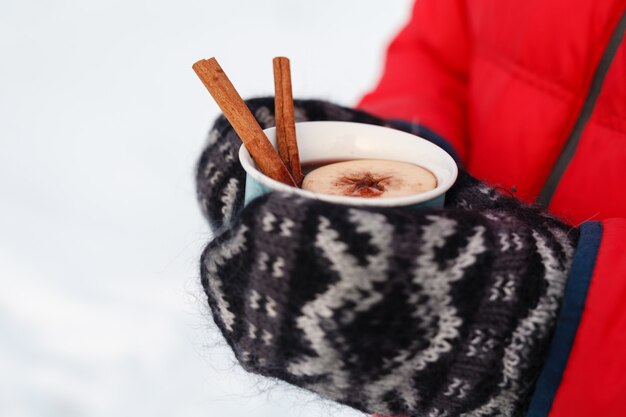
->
(238, 121, 458, 208)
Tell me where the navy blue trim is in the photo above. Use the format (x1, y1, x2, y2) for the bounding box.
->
(525, 221, 603, 417)
(387, 119, 462, 165)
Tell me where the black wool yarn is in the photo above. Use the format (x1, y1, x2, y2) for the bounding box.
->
(196, 98, 579, 417)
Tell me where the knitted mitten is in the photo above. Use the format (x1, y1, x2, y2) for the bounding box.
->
(196, 98, 579, 417)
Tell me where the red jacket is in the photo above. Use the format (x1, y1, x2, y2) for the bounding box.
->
(359, 1, 626, 416)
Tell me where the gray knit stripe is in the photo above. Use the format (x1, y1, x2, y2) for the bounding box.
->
(238, 198, 309, 368)
(286, 210, 394, 402)
(363, 218, 487, 414)
(203, 225, 249, 332)
(464, 230, 573, 416)
(429, 214, 534, 415)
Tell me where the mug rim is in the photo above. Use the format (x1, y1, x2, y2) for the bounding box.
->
(238, 121, 458, 207)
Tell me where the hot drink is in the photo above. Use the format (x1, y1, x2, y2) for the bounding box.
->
(301, 159, 437, 198)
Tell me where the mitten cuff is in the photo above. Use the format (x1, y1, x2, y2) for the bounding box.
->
(526, 221, 603, 417)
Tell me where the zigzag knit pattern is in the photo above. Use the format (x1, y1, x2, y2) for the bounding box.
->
(196, 98, 579, 417)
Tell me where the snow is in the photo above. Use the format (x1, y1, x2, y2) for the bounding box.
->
(0, 0, 411, 416)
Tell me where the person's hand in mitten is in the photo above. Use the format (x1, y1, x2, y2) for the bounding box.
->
(196, 98, 580, 417)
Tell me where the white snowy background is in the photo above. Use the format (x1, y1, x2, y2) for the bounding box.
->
(0, 1, 412, 416)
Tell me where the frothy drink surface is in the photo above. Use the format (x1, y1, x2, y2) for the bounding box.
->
(301, 159, 437, 198)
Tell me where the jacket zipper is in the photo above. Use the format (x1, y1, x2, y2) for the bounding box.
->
(536, 8, 626, 207)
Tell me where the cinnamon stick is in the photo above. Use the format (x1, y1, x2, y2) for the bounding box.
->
(192, 58, 296, 186)
(273, 57, 303, 185)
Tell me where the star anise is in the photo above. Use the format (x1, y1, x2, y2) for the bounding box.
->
(336, 172, 392, 197)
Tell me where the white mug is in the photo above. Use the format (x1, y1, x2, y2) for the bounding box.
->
(239, 121, 458, 208)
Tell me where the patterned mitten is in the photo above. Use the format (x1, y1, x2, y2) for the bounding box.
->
(196, 98, 579, 417)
